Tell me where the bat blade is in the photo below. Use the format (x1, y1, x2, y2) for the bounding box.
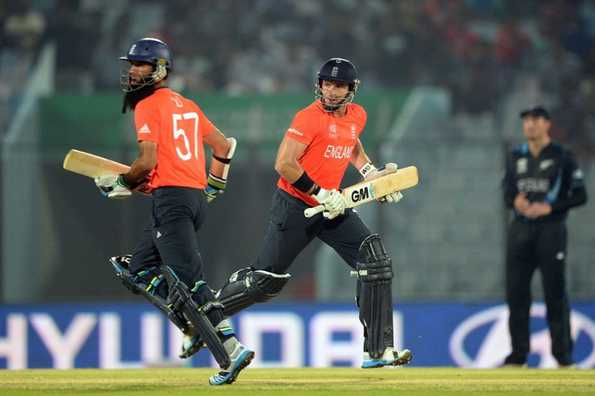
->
(303, 165, 419, 218)
(343, 165, 419, 207)
(63, 149, 130, 179)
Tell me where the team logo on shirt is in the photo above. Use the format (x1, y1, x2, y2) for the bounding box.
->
(350, 124, 357, 139)
(539, 159, 554, 170)
(328, 124, 338, 139)
(138, 124, 151, 134)
(516, 158, 528, 174)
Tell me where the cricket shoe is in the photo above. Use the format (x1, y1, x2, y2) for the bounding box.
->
(209, 343, 255, 385)
(362, 348, 413, 368)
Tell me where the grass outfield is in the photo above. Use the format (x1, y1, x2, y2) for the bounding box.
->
(0, 368, 593, 396)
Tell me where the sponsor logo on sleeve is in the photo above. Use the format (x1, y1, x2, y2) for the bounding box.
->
(138, 124, 151, 134)
(288, 128, 303, 136)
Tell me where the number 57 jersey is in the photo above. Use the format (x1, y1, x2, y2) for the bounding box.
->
(134, 87, 216, 190)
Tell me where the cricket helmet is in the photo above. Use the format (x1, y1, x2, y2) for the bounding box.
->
(119, 37, 172, 92)
(315, 57, 360, 111)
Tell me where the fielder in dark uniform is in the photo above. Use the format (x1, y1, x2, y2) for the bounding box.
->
(95, 37, 253, 385)
(502, 105, 587, 367)
(216, 58, 412, 368)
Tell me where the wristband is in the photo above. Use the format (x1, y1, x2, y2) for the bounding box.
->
(118, 174, 132, 189)
(358, 162, 377, 178)
(292, 172, 316, 193)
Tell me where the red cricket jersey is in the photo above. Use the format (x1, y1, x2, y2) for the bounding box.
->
(134, 88, 216, 190)
(278, 101, 367, 206)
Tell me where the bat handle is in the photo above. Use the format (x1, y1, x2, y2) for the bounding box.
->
(304, 205, 325, 218)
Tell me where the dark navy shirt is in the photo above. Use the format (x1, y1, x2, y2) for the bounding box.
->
(503, 142, 587, 222)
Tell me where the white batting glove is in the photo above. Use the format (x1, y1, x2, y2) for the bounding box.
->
(384, 190, 403, 203)
(94, 174, 132, 199)
(361, 162, 398, 180)
(359, 162, 404, 204)
(313, 188, 346, 220)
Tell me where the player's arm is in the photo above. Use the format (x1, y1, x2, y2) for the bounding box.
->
(122, 141, 157, 188)
(502, 152, 518, 209)
(203, 128, 237, 202)
(502, 152, 532, 216)
(350, 139, 402, 203)
(350, 139, 373, 170)
(95, 141, 156, 199)
(275, 136, 345, 219)
(553, 150, 587, 211)
(274, 135, 310, 186)
(537, 150, 588, 216)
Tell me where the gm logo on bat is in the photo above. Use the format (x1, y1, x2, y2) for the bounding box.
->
(449, 304, 595, 368)
(351, 186, 371, 202)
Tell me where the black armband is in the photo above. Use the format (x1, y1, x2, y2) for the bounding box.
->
(292, 172, 316, 193)
(212, 154, 231, 164)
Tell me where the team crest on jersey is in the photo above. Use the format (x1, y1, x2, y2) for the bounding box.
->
(328, 124, 338, 138)
(516, 158, 528, 174)
(350, 124, 357, 139)
(539, 159, 554, 170)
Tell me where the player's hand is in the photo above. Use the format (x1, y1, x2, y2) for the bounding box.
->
(364, 162, 398, 181)
(384, 190, 404, 204)
(204, 173, 226, 203)
(525, 202, 552, 218)
(513, 193, 530, 215)
(134, 181, 153, 196)
(364, 162, 403, 204)
(313, 188, 346, 220)
(94, 174, 132, 199)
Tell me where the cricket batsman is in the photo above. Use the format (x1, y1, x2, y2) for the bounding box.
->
(216, 57, 413, 368)
(95, 37, 253, 385)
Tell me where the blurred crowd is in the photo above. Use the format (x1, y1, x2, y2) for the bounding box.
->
(1, 0, 594, 153)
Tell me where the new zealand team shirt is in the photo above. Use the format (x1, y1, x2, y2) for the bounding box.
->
(503, 142, 587, 222)
(278, 101, 367, 206)
(134, 88, 215, 190)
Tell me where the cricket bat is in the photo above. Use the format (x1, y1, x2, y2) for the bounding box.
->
(63, 149, 130, 178)
(304, 165, 419, 218)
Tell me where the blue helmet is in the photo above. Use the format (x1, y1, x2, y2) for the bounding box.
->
(317, 57, 358, 88)
(315, 58, 360, 111)
(120, 38, 172, 92)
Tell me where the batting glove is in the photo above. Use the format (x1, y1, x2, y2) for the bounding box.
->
(313, 188, 346, 220)
(94, 174, 132, 199)
(204, 173, 226, 203)
(359, 162, 404, 204)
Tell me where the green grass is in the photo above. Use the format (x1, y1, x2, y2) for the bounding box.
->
(0, 368, 594, 396)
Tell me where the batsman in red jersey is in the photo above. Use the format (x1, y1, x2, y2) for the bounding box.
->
(217, 58, 412, 368)
(94, 37, 253, 385)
